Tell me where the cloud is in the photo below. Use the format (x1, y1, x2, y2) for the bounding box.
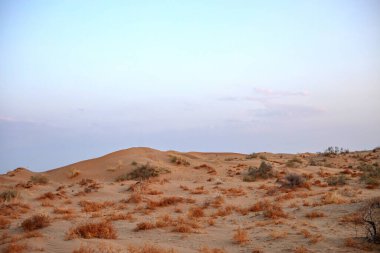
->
(254, 87, 309, 97)
(250, 103, 325, 118)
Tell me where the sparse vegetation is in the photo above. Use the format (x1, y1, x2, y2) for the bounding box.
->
(358, 163, 380, 188)
(326, 175, 347, 186)
(66, 221, 117, 240)
(246, 153, 258, 159)
(115, 163, 160, 181)
(21, 214, 50, 231)
(362, 197, 380, 243)
(286, 157, 302, 168)
(170, 155, 190, 166)
(30, 175, 49, 185)
(320, 146, 349, 157)
(232, 227, 249, 244)
(0, 189, 18, 202)
(128, 244, 176, 253)
(243, 161, 274, 181)
(282, 173, 305, 188)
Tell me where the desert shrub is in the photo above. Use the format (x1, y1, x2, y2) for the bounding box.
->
(0, 190, 18, 202)
(286, 157, 302, 168)
(326, 175, 347, 186)
(21, 214, 50, 231)
(2, 243, 28, 253)
(170, 156, 190, 166)
(30, 175, 49, 185)
(232, 227, 249, 244)
(305, 211, 325, 219)
(246, 153, 258, 159)
(358, 163, 380, 187)
(128, 244, 176, 253)
(259, 155, 267, 160)
(362, 197, 380, 243)
(243, 162, 274, 182)
(131, 161, 138, 166)
(134, 222, 155, 231)
(321, 146, 349, 157)
(282, 173, 305, 188)
(0, 216, 11, 229)
(69, 168, 80, 178)
(115, 163, 159, 181)
(66, 221, 117, 240)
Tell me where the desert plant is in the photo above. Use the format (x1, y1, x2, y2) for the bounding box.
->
(326, 175, 347, 186)
(232, 227, 249, 244)
(358, 163, 380, 187)
(21, 214, 50, 231)
(170, 156, 190, 166)
(115, 163, 159, 181)
(30, 175, 49, 185)
(286, 157, 302, 168)
(362, 197, 380, 243)
(243, 161, 274, 181)
(66, 221, 117, 240)
(246, 153, 258, 159)
(282, 173, 305, 188)
(0, 189, 18, 202)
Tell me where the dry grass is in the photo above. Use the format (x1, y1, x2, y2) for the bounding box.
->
(269, 231, 288, 239)
(66, 221, 117, 240)
(79, 200, 114, 212)
(147, 196, 184, 209)
(0, 190, 19, 202)
(344, 238, 373, 251)
(321, 191, 346, 204)
(30, 175, 49, 185)
(37, 192, 56, 200)
(232, 227, 249, 244)
(125, 193, 143, 204)
(305, 211, 325, 219)
(21, 214, 50, 231)
(198, 247, 226, 253)
(293, 246, 309, 253)
(0, 216, 11, 229)
(72, 243, 122, 253)
(2, 243, 28, 253)
(128, 244, 176, 253)
(134, 222, 156, 231)
(188, 207, 204, 218)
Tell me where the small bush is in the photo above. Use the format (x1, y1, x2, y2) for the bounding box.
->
(246, 153, 258, 159)
(232, 227, 249, 244)
(362, 197, 380, 243)
(128, 244, 176, 253)
(286, 157, 302, 168)
(21, 214, 50, 231)
(282, 173, 305, 188)
(170, 156, 190, 166)
(305, 211, 325, 219)
(359, 163, 380, 187)
(66, 221, 117, 240)
(30, 175, 49, 185)
(0, 190, 18, 202)
(243, 162, 274, 181)
(326, 175, 347, 186)
(115, 163, 159, 181)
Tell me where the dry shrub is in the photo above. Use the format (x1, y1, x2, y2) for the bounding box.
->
(269, 231, 288, 239)
(72, 242, 122, 253)
(127, 244, 176, 253)
(190, 186, 208, 195)
(21, 214, 50, 231)
(263, 204, 288, 219)
(37, 192, 56, 200)
(321, 191, 346, 205)
(220, 187, 246, 197)
(106, 212, 133, 222)
(194, 164, 216, 175)
(305, 211, 325, 219)
(326, 175, 347, 186)
(66, 221, 117, 240)
(340, 212, 363, 225)
(69, 168, 80, 179)
(147, 196, 184, 209)
(344, 238, 373, 251)
(249, 199, 272, 212)
(125, 193, 142, 204)
(134, 222, 156, 231)
(300, 229, 311, 238)
(30, 175, 49, 185)
(275, 192, 295, 202)
(362, 197, 380, 243)
(198, 247, 226, 253)
(0, 190, 18, 202)
(188, 207, 204, 218)
(53, 207, 74, 215)
(282, 173, 306, 188)
(0, 216, 11, 229)
(232, 227, 249, 244)
(293, 246, 309, 253)
(2, 243, 27, 253)
(170, 156, 190, 166)
(243, 161, 274, 181)
(115, 163, 160, 182)
(79, 200, 114, 212)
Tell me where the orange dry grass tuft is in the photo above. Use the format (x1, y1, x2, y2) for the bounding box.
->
(128, 244, 176, 253)
(305, 211, 325, 219)
(263, 204, 288, 219)
(134, 222, 156, 231)
(125, 193, 143, 204)
(2, 243, 27, 253)
(53, 207, 75, 215)
(0, 216, 11, 229)
(321, 192, 346, 204)
(188, 207, 204, 218)
(37, 192, 56, 200)
(79, 200, 114, 212)
(147, 196, 184, 209)
(21, 214, 50, 231)
(232, 227, 249, 244)
(66, 221, 117, 240)
(198, 247, 226, 253)
(293, 246, 309, 253)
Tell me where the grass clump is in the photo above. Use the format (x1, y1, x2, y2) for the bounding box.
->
(358, 163, 380, 188)
(170, 156, 190, 166)
(0, 189, 18, 202)
(66, 221, 117, 240)
(30, 175, 49, 185)
(282, 173, 305, 188)
(246, 153, 258, 159)
(326, 175, 347, 186)
(115, 163, 160, 182)
(243, 162, 274, 182)
(286, 157, 303, 168)
(21, 214, 50, 231)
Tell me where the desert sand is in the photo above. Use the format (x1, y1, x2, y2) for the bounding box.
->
(1, 147, 379, 253)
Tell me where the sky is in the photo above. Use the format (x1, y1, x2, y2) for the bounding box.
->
(0, 0, 379, 173)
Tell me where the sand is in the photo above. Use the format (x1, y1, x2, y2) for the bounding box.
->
(1, 147, 379, 253)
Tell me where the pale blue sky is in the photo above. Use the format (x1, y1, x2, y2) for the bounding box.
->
(1, 0, 379, 172)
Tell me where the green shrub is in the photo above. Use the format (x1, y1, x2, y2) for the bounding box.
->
(243, 161, 274, 182)
(116, 163, 160, 182)
(0, 189, 18, 202)
(326, 175, 347, 186)
(30, 175, 49, 185)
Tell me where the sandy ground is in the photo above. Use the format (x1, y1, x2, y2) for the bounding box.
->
(1, 147, 379, 253)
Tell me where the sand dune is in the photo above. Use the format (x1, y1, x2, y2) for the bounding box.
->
(1, 147, 379, 252)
